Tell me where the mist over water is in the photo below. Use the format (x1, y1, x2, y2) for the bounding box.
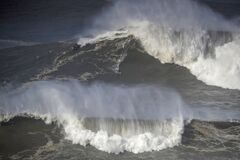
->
(89, 0, 237, 31)
(1, 80, 239, 153)
(0, 80, 185, 153)
(2, 80, 239, 122)
(0, 80, 184, 120)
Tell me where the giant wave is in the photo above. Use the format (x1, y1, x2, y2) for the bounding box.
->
(78, 0, 240, 89)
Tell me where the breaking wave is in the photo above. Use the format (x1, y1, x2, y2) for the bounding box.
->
(78, 0, 240, 89)
(1, 0, 240, 154)
(0, 80, 186, 153)
(0, 80, 239, 153)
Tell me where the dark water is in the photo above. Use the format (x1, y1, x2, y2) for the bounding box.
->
(0, 0, 240, 160)
(0, 0, 109, 47)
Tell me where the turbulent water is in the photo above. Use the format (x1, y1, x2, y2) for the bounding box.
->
(0, 0, 240, 159)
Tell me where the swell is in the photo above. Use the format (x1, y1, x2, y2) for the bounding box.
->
(0, 39, 39, 49)
(0, 36, 135, 84)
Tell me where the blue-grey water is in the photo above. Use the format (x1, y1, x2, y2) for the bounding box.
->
(0, 0, 240, 160)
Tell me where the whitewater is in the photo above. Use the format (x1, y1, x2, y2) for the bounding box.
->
(1, 0, 240, 157)
(0, 81, 186, 154)
(78, 0, 240, 90)
(1, 80, 239, 154)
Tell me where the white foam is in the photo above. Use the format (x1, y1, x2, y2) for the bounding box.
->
(63, 118, 183, 154)
(190, 40, 240, 89)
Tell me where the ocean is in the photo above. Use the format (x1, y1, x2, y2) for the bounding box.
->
(0, 0, 240, 159)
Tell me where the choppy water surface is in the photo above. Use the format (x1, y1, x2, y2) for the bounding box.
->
(0, 0, 240, 159)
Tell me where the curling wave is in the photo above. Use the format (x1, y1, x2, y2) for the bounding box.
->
(78, 0, 240, 89)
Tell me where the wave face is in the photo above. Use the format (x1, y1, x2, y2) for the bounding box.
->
(78, 0, 240, 89)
